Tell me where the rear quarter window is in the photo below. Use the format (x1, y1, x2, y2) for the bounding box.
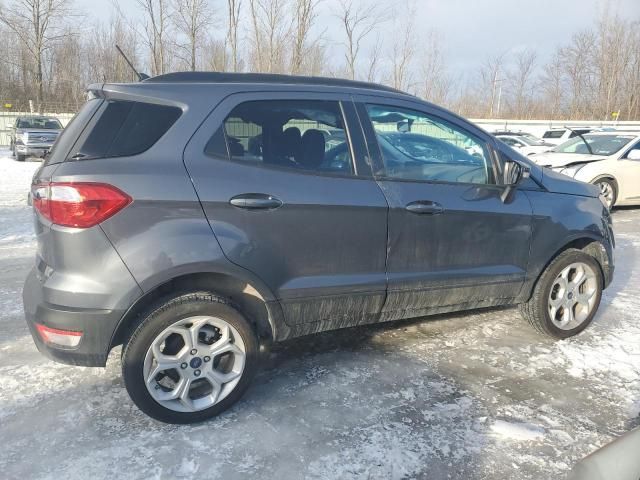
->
(70, 100, 182, 160)
(543, 130, 565, 139)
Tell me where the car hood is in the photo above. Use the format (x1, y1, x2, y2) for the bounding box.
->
(540, 166, 600, 198)
(531, 152, 607, 168)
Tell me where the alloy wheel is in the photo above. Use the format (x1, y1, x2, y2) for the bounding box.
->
(548, 262, 599, 330)
(143, 316, 246, 413)
(597, 181, 614, 209)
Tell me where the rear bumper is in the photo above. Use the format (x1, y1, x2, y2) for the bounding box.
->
(23, 268, 124, 367)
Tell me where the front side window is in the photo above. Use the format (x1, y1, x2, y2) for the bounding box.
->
(206, 100, 354, 176)
(365, 104, 493, 185)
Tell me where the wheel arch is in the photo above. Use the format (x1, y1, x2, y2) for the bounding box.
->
(522, 236, 612, 303)
(110, 271, 284, 352)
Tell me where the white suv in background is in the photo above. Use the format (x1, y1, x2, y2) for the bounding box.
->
(541, 127, 594, 145)
(496, 134, 553, 156)
(532, 131, 640, 209)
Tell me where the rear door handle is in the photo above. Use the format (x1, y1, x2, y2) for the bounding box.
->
(230, 193, 283, 210)
(405, 200, 444, 215)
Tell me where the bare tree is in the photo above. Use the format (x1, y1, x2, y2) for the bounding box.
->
(560, 30, 596, 118)
(172, 0, 214, 71)
(336, 0, 383, 80)
(540, 51, 565, 119)
(365, 35, 382, 82)
(389, 4, 415, 92)
(225, 0, 242, 72)
(479, 53, 506, 118)
(0, 0, 75, 110)
(507, 49, 537, 118)
(248, 0, 292, 73)
(290, 0, 321, 75)
(137, 0, 173, 76)
(418, 30, 450, 104)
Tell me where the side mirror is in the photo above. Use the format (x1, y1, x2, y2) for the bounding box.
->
(501, 160, 530, 204)
(503, 160, 530, 187)
(626, 149, 640, 160)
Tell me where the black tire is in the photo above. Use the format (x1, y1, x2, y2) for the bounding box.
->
(16, 153, 26, 162)
(593, 178, 617, 210)
(122, 292, 259, 424)
(519, 249, 603, 339)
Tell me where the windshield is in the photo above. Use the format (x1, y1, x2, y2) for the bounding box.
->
(518, 135, 546, 146)
(552, 134, 635, 156)
(17, 117, 63, 129)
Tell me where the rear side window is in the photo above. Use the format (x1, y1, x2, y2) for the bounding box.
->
(205, 100, 354, 176)
(45, 98, 102, 166)
(543, 130, 565, 139)
(70, 100, 181, 160)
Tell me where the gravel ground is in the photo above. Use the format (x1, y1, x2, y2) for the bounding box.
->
(0, 148, 639, 480)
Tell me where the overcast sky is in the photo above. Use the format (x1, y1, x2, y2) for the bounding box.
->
(78, 0, 640, 75)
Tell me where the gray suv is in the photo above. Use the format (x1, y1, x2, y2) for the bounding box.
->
(23, 73, 615, 423)
(10, 115, 63, 161)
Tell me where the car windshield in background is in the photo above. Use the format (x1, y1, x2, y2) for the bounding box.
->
(552, 134, 635, 156)
(519, 136, 546, 146)
(17, 117, 62, 129)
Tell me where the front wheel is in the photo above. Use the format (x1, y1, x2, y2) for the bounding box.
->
(594, 178, 617, 210)
(122, 292, 259, 424)
(520, 249, 603, 339)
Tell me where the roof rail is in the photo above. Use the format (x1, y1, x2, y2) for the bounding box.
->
(144, 71, 406, 94)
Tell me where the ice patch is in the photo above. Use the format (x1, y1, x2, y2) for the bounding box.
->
(490, 420, 545, 441)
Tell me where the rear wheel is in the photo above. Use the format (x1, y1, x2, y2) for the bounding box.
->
(520, 249, 603, 339)
(122, 292, 259, 424)
(594, 178, 616, 210)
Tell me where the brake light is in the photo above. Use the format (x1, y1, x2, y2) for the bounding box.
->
(32, 182, 132, 228)
(35, 323, 82, 348)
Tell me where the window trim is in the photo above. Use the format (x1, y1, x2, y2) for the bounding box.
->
(355, 99, 501, 187)
(204, 97, 365, 179)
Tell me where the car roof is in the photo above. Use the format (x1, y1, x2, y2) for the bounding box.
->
(144, 71, 406, 95)
(583, 130, 640, 136)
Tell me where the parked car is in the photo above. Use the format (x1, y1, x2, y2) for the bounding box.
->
(531, 131, 640, 209)
(495, 134, 554, 156)
(493, 130, 547, 144)
(541, 127, 594, 145)
(9, 115, 63, 161)
(23, 73, 614, 423)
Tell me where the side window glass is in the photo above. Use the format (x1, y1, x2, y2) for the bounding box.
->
(365, 104, 494, 185)
(206, 100, 354, 176)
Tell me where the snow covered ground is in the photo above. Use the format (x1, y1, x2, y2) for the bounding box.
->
(0, 147, 638, 479)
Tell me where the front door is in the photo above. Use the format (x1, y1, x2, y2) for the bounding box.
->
(184, 92, 389, 328)
(355, 97, 533, 321)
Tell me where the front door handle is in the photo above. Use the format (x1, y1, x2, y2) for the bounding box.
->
(405, 200, 444, 215)
(230, 193, 283, 210)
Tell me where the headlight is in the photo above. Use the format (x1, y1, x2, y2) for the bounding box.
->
(22, 132, 29, 143)
(559, 163, 587, 178)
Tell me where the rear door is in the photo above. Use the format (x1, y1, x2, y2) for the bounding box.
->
(354, 96, 533, 321)
(184, 91, 389, 329)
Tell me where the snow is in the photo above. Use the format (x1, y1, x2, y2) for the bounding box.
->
(0, 148, 639, 479)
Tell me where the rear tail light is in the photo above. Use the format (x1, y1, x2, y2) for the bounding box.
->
(32, 182, 132, 228)
(35, 323, 82, 348)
